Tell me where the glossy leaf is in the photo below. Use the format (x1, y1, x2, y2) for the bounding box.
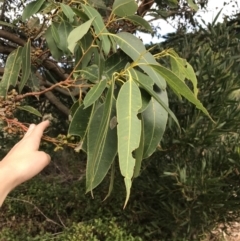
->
(112, 0, 138, 17)
(19, 40, 31, 93)
(17, 105, 42, 117)
(68, 18, 94, 53)
(82, 4, 111, 55)
(0, 47, 22, 97)
(113, 32, 166, 90)
(130, 68, 179, 127)
(86, 83, 117, 192)
(84, 78, 107, 108)
(57, 20, 73, 54)
(22, 0, 45, 21)
(116, 79, 142, 207)
(142, 90, 168, 159)
(124, 15, 152, 32)
(150, 64, 213, 121)
(60, 3, 75, 23)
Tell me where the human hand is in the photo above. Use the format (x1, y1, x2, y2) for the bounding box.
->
(0, 121, 51, 205)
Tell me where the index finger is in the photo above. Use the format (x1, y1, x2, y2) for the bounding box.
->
(28, 120, 50, 146)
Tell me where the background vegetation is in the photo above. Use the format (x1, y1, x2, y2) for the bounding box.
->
(1, 0, 240, 240)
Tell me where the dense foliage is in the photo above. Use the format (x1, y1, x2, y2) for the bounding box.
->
(2, 1, 240, 241)
(0, 0, 208, 205)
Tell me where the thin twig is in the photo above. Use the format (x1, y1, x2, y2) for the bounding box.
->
(7, 197, 63, 228)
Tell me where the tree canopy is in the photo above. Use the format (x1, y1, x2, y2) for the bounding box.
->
(0, 0, 210, 205)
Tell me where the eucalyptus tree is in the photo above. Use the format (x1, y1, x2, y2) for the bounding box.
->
(0, 0, 210, 205)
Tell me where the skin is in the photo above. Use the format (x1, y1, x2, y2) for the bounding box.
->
(0, 121, 51, 206)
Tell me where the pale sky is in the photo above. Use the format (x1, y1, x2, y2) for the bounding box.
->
(139, 0, 240, 43)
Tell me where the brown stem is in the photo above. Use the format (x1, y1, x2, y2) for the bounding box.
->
(0, 29, 26, 46)
(41, 86, 70, 116)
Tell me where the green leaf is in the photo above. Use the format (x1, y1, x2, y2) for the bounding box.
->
(45, 26, 62, 60)
(187, 0, 199, 11)
(72, 8, 89, 21)
(112, 32, 166, 90)
(133, 123, 144, 178)
(0, 21, 14, 28)
(112, 0, 138, 17)
(105, 51, 130, 78)
(67, 18, 94, 53)
(51, 23, 60, 45)
(84, 78, 107, 108)
(116, 78, 142, 208)
(22, 0, 45, 21)
(74, 33, 93, 70)
(169, 50, 198, 97)
(142, 90, 168, 159)
(150, 64, 213, 121)
(88, 0, 107, 9)
(130, 68, 179, 127)
(39, 2, 56, 15)
(82, 4, 111, 55)
(0, 47, 22, 97)
(60, 3, 75, 23)
(86, 82, 117, 192)
(124, 15, 152, 32)
(17, 105, 42, 117)
(57, 20, 73, 54)
(139, 88, 151, 113)
(68, 104, 93, 138)
(81, 65, 99, 83)
(19, 40, 31, 93)
(27, 67, 40, 92)
(104, 160, 116, 200)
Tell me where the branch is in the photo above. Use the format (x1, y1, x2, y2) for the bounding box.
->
(43, 59, 68, 80)
(137, 0, 154, 17)
(41, 86, 70, 116)
(0, 30, 69, 84)
(0, 44, 15, 54)
(0, 29, 26, 46)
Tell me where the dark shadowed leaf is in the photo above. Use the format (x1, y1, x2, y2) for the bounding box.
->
(57, 20, 73, 54)
(124, 15, 152, 32)
(19, 40, 31, 93)
(86, 83, 117, 192)
(142, 90, 168, 159)
(45, 27, 62, 60)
